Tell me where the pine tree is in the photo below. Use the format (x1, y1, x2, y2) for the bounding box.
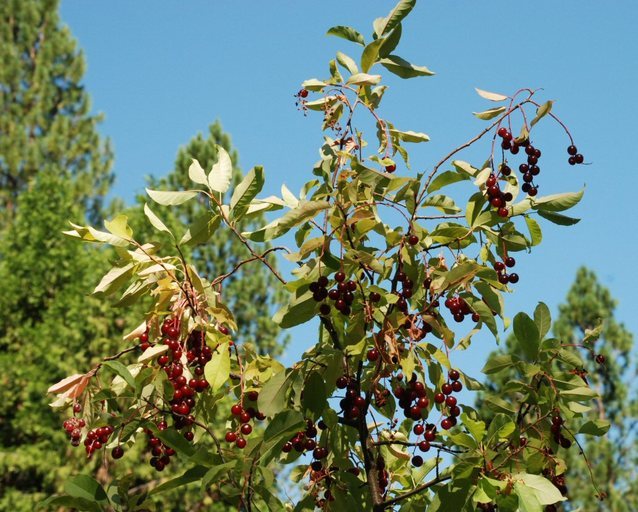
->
(0, 0, 113, 226)
(479, 268, 637, 511)
(0, 172, 120, 510)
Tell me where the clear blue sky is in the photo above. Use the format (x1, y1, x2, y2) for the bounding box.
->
(60, 1, 638, 373)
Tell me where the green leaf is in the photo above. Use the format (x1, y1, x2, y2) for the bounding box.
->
(272, 291, 317, 328)
(143, 203, 172, 236)
(533, 302, 551, 339)
(301, 78, 328, 91)
(137, 343, 169, 363)
(379, 55, 434, 78)
(346, 73, 382, 86)
(243, 200, 331, 242)
(461, 413, 486, 443)
(263, 410, 306, 444)
(208, 145, 233, 193)
(102, 361, 137, 391)
(427, 170, 470, 193)
(534, 189, 584, 212)
(150, 465, 208, 496)
(578, 419, 611, 436)
(481, 354, 514, 375)
(230, 166, 265, 219)
(389, 129, 430, 143)
(326, 25, 365, 46)
(514, 473, 566, 505)
(530, 100, 553, 127)
(201, 462, 237, 491)
(375, 0, 416, 37)
(537, 210, 581, 226)
(204, 342, 230, 393)
(513, 312, 540, 360)
(180, 213, 220, 246)
(302, 371, 328, 416)
(421, 194, 460, 214)
(524, 216, 542, 246)
(378, 24, 402, 58)
(104, 214, 133, 239)
(188, 158, 208, 185)
(93, 263, 135, 295)
(64, 475, 108, 505)
(258, 369, 297, 417)
(514, 481, 542, 512)
(145, 189, 199, 206)
(336, 51, 359, 74)
(475, 88, 508, 101)
(361, 38, 385, 73)
(155, 427, 196, 457)
(473, 106, 506, 120)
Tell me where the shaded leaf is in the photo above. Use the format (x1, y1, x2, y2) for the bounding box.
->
(326, 25, 365, 46)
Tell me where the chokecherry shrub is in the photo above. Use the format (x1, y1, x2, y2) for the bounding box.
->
(45, 2, 608, 511)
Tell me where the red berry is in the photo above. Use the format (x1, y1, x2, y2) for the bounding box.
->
(335, 271, 346, 282)
(231, 404, 243, 416)
(236, 437, 247, 449)
(434, 393, 445, 404)
(497, 127, 508, 138)
(367, 348, 380, 362)
(418, 440, 430, 452)
(451, 380, 463, 392)
(445, 396, 457, 407)
(241, 424, 253, 435)
(413, 424, 425, 435)
(449, 370, 460, 381)
(442, 383, 453, 395)
(441, 418, 453, 430)
(505, 256, 516, 268)
(299, 89, 309, 98)
(408, 235, 419, 246)
(595, 354, 605, 364)
(385, 164, 396, 173)
(567, 145, 578, 155)
(225, 431, 237, 443)
(497, 207, 509, 218)
(336, 376, 349, 389)
(184, 431, 194, 441)
(411, 455, 423, 467)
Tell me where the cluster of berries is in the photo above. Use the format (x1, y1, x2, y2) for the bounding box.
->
(444, 295, 480, 323)
(494, 256, 519, 285)
(394, 271, 414, 313)
(566, 144, 584, 166)
(393, 374, 430, 421)
(84, 425, 115, 457)
(550, 414, 573, 449)
(336, 374, 367, 421)
(485, 171, 514, 217)
(410, 423, 437, 467)
(145, 423, 175, 471)
(310, 272, 359, 316)
(224, 392, 265, 449)
(62, 416, 86, 448)
(433, 369, 463, 430)
(282, 419, 321, 457)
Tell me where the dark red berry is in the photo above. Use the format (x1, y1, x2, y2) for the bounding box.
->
(442, 383, 453, 395)
(241, 424, 253, 435)
(449, 370, 460, 381)
(411, 455, 423, 467)
(575, 154, 584, 164)
(441, 418, 453, 430)
(567, 145, 578, 155)
(595, 354, 605, 364)
(408, 235, 419, 246)
(231, 404, 243, 416)
(508, 273, 519, 284)
(497, 127, 508, 138)
(434, 393, 445, 404)
(451, 380, 463, 392)
(418, 440, 430, 452)
(505, 257, 516, 268)
(367, 348, 380, 362)
(236, 437, 247, 449)
(385, 164, 396, 173)
(299, 89, 308, 98)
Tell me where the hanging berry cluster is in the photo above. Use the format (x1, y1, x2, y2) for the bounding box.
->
(224, 392, 265, 449)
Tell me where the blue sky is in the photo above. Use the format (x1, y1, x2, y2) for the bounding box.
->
(60, 1, 638, 373)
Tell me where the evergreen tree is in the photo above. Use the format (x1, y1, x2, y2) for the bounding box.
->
(0, 0, 113, 226)
(479, 268, 637, 511)
(0, 172, 120, 510)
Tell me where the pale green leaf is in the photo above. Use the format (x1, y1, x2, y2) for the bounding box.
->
(144, 203, 172, 236)
(146, 189, 199, 206)
(208, 145, 233, 193)
(375, 0, 416, 36)
(230, 166, 265, 219)
(475, 88, 508, 101)
(346, 73, 382, 86)
(473, 106, 506, 120)
(379, 55, 434, 78)
(188, 158, 208, 185)
(204, 342, 230, 392)
(326, 26, 365, 46)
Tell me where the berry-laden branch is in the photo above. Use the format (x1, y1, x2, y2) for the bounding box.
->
(46, 2, 605, 511)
